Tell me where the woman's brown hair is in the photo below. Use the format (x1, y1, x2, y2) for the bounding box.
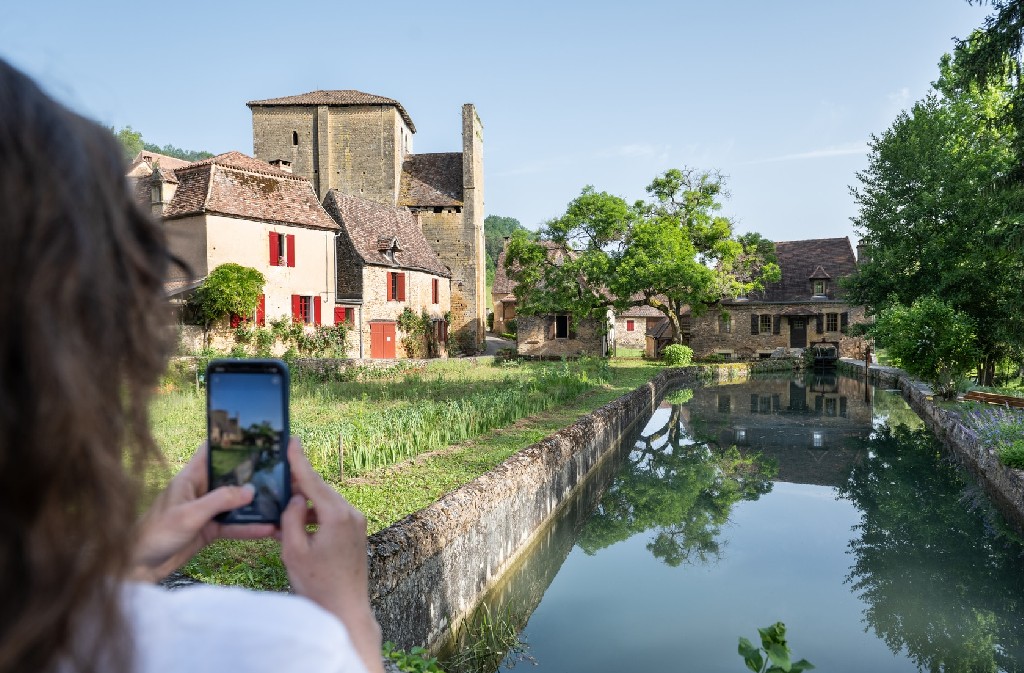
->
(0, 60, 172, 673)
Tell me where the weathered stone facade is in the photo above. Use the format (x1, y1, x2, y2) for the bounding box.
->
(250, 92, 486, 354)
(351, 265, 450, 358)
(689, 303, 867, 360)
(516, 314, 609, 357)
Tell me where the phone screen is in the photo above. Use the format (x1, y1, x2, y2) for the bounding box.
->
(207, 360, 290, 523)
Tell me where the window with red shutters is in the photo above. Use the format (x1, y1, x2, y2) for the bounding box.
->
(292, 295, 313, 324)
(269, 232, 282, 266)
(388, 272, 406, 301)
(397, 273, 405, 301)
(626, 319, 635, 332)
(286, 234, 295, 267)
(313, 296, 321, 325)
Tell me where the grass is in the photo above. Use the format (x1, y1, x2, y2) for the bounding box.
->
(149, 357, 664, 588)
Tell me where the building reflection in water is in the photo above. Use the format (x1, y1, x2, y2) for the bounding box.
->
(683, 373, 874, 487)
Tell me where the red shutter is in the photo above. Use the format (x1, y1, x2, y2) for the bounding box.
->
(269, 232, 279, 266)
(291, 294, 301, 321)
(626, 319, 635, 332)
(397, 273, 406, 301)
(256, 294, 266, 326)
(386, 272, 394, 301)
(334, 307, 346, 325)
(314, 296, 322, 325)
(286, 234, 296, 267)
(432, 278, 439, 304)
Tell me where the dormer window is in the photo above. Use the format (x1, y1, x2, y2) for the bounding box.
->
(814, 280, 825, 295)
(809, 265, 831, 298)
(377, 237, 402, 264)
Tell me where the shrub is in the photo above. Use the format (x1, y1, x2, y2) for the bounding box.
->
(506, 318, 517, 336)
(661, 344, 693, 367)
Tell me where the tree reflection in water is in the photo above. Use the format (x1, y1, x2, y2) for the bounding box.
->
(576, 391, 776, 567)
(838, 422, 1024, 673)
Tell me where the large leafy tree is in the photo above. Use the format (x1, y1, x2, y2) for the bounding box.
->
(847, 52, 1024, 384)
(505, 168, 779, 343)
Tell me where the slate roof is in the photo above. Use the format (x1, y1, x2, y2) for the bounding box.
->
(620, 304, 664, 318)
(163, 152, 338, 231)
(755, 237, 857, 302)
(322, 190, 450, 277)
(247, 90, 416, 133)
(398, 153, 463, 207)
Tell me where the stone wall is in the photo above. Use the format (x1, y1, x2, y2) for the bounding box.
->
(615, 316, 649, 350)
(839, 359, 1024, 536)
(516, 315, 605, 357)
(251, 104, 410, 203)
(356, 265, 450, 358)
(367, 364, 747, 649)
(689, 303, 867, 360)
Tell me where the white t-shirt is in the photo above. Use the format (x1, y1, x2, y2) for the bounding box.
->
(123, 582, 369, 673)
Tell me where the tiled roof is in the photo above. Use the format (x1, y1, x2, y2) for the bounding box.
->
(398, 153, 463, 207)
(621, 303, 664, 318)
(163, 152, 338, 231)
(322, 190, 450, 277)
(756, 237, 857, 302)
(247, 90, 416, 132)
(131, 150, 190, 171)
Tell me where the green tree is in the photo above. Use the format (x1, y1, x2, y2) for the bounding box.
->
(847, 51, 1024, 385)
(111, 125, 144, 164)
(190, 263, 266, 337)
(870, 296, 980, 398)
(142, 141, 214, 163)
(505, 169, 779, 343)
(484, 215, 528, 267)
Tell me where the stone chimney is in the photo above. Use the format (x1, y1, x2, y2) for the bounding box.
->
(269, 158, 293, 174)
(856, 240, 870, 265)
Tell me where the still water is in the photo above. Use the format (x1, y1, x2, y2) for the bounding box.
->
(450, 374, 1024, 673)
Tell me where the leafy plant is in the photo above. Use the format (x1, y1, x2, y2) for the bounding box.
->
(383, 642, 446, 673)
(961, 404, 1024, 468)
(662, 343, 693, 367)
(188, 263, 265, 333)
(738, 622, 814, 673)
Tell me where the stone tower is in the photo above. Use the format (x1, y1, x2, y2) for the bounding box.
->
(248, 91, 485, 353)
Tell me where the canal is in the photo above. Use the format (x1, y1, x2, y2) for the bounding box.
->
(442, 373, 1024, 673)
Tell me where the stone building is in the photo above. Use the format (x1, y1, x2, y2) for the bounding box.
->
(134, 151, 340, 327)
(491, 240, 517, 335)
(248, 91, 485, 353)
(323, 190, 451, 359)
(615, 304, 665, 351)
(687, 237, 866, 360)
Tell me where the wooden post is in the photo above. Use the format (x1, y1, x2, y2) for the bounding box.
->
(864, 344, 872, 404)
(338, 433, 344, 480)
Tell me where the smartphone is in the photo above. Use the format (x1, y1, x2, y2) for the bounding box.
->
(206, 359, 291, 524)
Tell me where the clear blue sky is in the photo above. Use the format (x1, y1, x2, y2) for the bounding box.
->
(1, 0, 990, 244)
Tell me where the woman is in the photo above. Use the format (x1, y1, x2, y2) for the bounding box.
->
(0, 59, 383, 673)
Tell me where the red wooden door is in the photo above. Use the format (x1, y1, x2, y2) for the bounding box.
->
(370, 322, 396, 359)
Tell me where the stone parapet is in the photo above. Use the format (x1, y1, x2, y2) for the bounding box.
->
(366, 363, 749, 650)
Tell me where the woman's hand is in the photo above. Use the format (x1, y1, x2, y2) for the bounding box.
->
(131, 442, 276, 583)
(280, 439, 384, 673)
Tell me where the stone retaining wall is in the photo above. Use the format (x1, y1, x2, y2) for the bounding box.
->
(838, 359, 1024, 535)
(368, 363, 748, 649)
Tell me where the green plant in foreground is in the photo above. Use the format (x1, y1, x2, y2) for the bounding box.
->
(444, 603, 531, 673)
(738, 622, 814, 673)
(383, 642, 446, 673)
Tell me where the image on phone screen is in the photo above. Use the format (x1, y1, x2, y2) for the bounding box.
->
(208, 370, 287, 521)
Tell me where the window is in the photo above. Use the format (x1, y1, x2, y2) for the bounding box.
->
(626, 319, 635, 332)
(759, 314, 772, 334)
(719, 314, 731, 334)
(432, 278, 439, 304)
(292, 131, 298, 146)
(813, 280, 825, 295)
(813, 431, 824, 448)
(555, 314, 570, 339)
(827, 312, 838, 332)
(293, 295, 312, 324)
(334, 306, 354, 325)
(269, 232, 295, 267)
(718, 395, 731, 414)
(387, 272, 406, 301)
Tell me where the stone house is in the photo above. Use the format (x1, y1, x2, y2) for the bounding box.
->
(491, 239, 611, 357)
(688, 237, 866, 360)
(248, 91, 486, 354)
(616, 303, 666, 351)
(323, 190, 451, 359)
(135, 151, 341, 328)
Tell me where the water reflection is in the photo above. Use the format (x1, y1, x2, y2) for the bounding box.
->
(577, 389, 775, 567)
(686, 373, 874, 486)
(839, 423, 1024, 672)
(444, 375, 1024, 673)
